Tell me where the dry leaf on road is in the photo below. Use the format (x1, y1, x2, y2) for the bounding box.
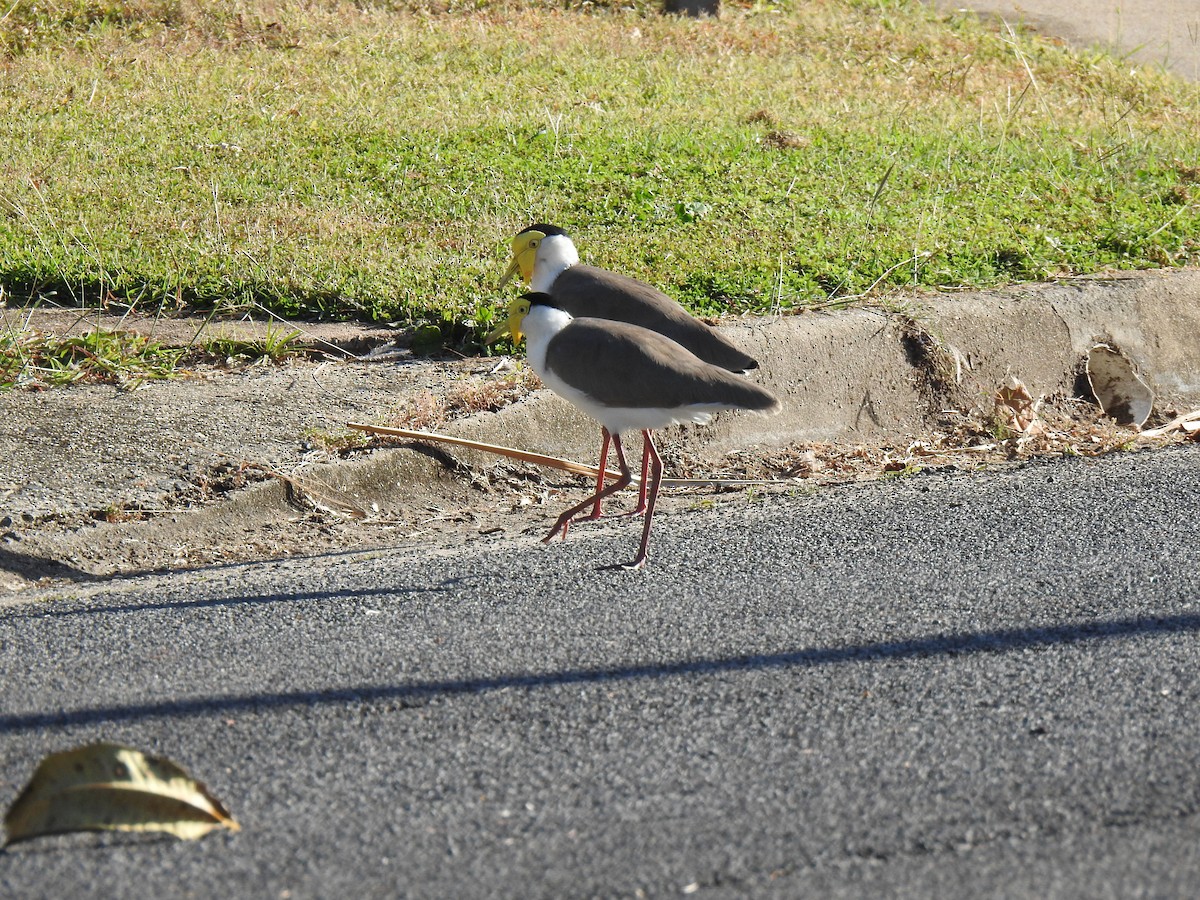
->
(3, 743, 239, 845)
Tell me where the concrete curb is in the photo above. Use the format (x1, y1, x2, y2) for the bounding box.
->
(3, 267, 1198, 587)
(196, 268, 1200, 521)
(930, 0, 1200, 85)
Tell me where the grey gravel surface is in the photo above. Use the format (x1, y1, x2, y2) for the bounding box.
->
(1, 444, 1198, 898)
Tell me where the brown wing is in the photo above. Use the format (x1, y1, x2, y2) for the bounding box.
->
(552, 266, 758, 373)
(543, 318, 779, 413)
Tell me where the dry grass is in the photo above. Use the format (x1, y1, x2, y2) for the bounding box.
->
(0, 326, 185, 389)
(383, 368, 542, 431)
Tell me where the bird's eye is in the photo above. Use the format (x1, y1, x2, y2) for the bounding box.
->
(529, 239, 539, 249)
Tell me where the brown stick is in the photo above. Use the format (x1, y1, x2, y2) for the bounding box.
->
(346, 422, 783, 489)
(347, 422, 619, 479)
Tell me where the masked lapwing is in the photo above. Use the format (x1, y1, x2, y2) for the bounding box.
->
(499, 223, 760, 518)
(487, 292, 781, 570)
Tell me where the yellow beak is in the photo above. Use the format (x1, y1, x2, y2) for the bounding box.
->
(485, 317, 514, 344)
(498, 255, 522, 289)
(485, 297, 530, 345)
(498, 232, 542, 289)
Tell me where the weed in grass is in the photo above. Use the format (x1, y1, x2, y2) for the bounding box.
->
(96, 502, 145, 524)
(301, 426, 374, 454)
(0, 327, 184, 389)
(0, 318, 314, 388)
(881, 461, 923, 479)
(194, 325, 306, 367)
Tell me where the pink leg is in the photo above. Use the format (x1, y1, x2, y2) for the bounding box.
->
(632, 431, 651, 515)
(544, 432, 634, 545)
(584, 427, 612, 521)
(624, 430, 663, 570)
(608, 431, 651, 518)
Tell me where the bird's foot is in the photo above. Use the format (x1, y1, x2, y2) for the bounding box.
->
(598, 552, 648, 571)
(543, 516, 573, 544)
(611, 502, 648, 519)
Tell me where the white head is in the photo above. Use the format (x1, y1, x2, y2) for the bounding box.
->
(485, 292, 572, 376)
(499, 224, 579, 293)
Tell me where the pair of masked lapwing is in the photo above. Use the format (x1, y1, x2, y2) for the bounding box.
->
(488, 224, 780, 569)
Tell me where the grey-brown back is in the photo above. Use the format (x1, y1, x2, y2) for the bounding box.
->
(552, 266, 759, 373)
(543, 318, 780, 414)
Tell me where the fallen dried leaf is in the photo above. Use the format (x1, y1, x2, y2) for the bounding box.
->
(4, 743, 239, 845)
(994, 378, 1045, 435)
(1140, 407, 1200, 439)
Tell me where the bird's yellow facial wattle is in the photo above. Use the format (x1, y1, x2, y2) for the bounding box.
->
(498, 231, 545, 289)
(485, 297, 532, 345)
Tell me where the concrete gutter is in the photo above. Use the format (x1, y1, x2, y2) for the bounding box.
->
(477, 268, 1200, 454)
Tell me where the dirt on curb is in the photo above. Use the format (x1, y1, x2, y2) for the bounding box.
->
(3, 268, 1200, 595)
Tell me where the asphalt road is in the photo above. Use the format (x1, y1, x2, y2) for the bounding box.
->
(2, 443, 1198, 898)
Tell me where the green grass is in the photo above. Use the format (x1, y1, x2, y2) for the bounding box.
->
(1, 0, 1198, 345)
(0, 315, 310, 388)
(0, 326, 185, 388)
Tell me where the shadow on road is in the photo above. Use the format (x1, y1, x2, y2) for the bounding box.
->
(0, 546, 106, 586)
(4, 583, 457, 619)
(3, 611, 1198, 734)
